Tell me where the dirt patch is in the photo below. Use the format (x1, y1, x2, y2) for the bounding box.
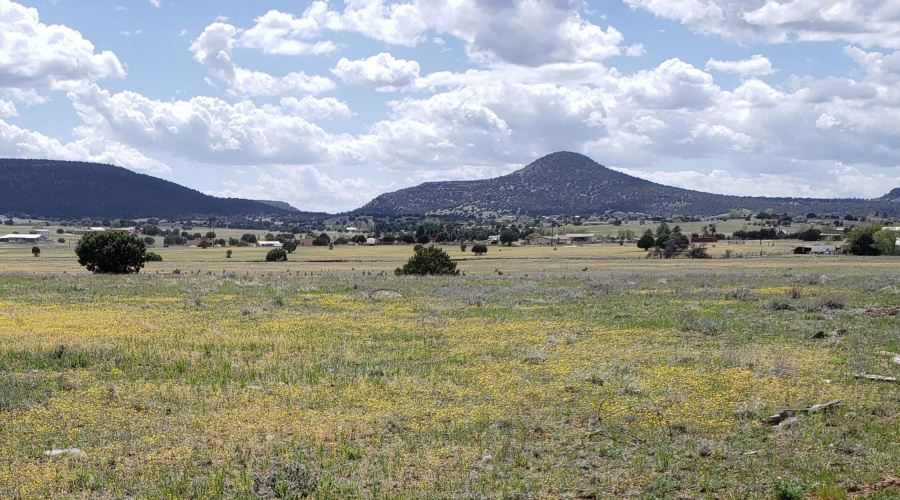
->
(849, 474, 900, 497)
(860, 307, 900, 317)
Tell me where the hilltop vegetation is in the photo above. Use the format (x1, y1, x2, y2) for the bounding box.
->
(355, 152, 900, 217)
(0, 159, 288, 219)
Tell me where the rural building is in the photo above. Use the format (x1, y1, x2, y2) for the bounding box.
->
(0, 233, 43, 243)
(258, 240, 282, 247)
(29, 229, 51, 239)
(298, 237, 316, 246)
(366, 238, 377, 245)
(690, 237, 718, 244)
(525, 234, 553, 245)
(811, 245, 837, 254)
(553, 234, 598, 245)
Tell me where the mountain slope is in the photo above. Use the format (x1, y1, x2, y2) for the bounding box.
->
(354, 152, 899, 216)
(0, 159, 286, 219)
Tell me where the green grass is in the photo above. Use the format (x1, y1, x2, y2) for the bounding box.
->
(1, 248, 899, 498)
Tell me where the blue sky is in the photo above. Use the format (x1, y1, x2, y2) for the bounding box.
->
(2, 0, 900, 212)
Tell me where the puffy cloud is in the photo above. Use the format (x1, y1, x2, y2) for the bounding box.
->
(621, 58, 720, 111)
(67, 84, 363, 166)
(705, 54, 776, 76)
(625, 0, 900, 48)
(238, 1, 629, 66)
(331, 53, 430, 91)
(277, 96, 353, 120)
(190, 22, 335, 97)
(0, 117, 170, 173)
(0, 0, 125, 90)
(0, 99, 16, 118)
(239, 8, 337, 55)
(611, 162, 900, 199)
(207, 165, 396, 213)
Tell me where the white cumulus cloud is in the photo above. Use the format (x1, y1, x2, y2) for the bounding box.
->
(190, 22, 335, 97)
(331, 53, 430, 92)
(626, 0, 900, 48)
(0, 0, 125, 90)
(705, 54, 775, 76)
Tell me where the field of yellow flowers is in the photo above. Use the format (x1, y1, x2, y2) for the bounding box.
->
(1, 247, 899, 498)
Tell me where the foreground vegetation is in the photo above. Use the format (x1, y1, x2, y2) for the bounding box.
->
(1, 247, 899, 498)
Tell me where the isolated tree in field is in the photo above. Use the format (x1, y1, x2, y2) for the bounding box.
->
(31, 246, 40, 257)
(395, 246, 459, 276)
(471, 243, 488, 255)
(637, 229, 655, 250)
(226, 249, 232, 258)
(662, 234, 689, 258)
(499, 229, 518, 246)
(282, 240, 297, 253)
(75, 231, 148, 274)
(266, 248, 288, 262)
(844, 224, 882, 255)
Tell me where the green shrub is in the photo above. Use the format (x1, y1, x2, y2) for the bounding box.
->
(74, 231, 148, 274)
(395, 246, 459, 276)
(471, 243, 488, 255)
(266, 248, 288, 262)
(144, 252, 163, 262)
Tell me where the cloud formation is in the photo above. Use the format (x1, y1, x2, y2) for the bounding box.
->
(626, 0, 900, 48)
(190, 22, 335, 97)
(0, 0, 124, 91)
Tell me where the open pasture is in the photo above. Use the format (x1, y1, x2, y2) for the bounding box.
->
(1, 246, 899, 498)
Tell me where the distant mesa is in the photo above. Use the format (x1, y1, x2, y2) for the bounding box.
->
(2, 154, 898, 220)
(353, 151, 899, 217)
(0, 159, 291, 219)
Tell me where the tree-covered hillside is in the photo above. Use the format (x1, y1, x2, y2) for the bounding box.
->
(0, 159, 287, 219)
(354, 152, 900, 217)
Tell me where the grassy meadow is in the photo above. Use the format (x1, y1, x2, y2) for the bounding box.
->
(1, 243, 900, 498)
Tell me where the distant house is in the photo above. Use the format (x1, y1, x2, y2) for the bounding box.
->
(366, 238, 377, 245)
(690, 237, 718, 244)
(298, 237, 316, 246)
(0, 233, 43, 243)
(29, 229, 51, 239)
(258, 240, 282, 247)
(109, 227, 138, 235)
(525, 234, 553, 245)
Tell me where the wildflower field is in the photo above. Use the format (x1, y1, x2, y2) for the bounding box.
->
(1, 245, 899, 498)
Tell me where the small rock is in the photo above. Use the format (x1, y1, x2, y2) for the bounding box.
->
(778, 417, 799, 428)
(44, 448, 84, 457)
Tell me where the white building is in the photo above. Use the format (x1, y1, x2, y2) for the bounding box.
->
(0, 233, 43, 243)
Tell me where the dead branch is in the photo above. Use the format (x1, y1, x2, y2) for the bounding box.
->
(854, 373, 900, 383)
(762, 399, 842, 425)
